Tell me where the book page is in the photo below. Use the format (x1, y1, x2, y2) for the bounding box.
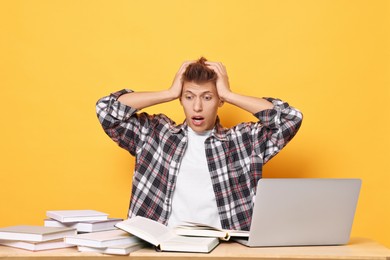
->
(116, 217, 173, 246)
(175, 221, 249, 237)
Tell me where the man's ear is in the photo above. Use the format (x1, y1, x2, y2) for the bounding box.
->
(218, 99, 224, 107)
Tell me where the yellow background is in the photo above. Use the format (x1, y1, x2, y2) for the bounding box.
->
(0, 0, 389, 247)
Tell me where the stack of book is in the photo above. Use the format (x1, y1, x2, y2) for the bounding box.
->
(44, 210, 122, 233)
(0, 225, 77, 251)
(44, 210, 144, 255)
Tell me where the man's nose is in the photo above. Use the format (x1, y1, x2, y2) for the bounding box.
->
(193, 98, 203, 112)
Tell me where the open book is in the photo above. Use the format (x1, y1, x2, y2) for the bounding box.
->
(115, 216, 219, 253)
(173, 221, 249, 241)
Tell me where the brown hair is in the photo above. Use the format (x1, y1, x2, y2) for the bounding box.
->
(182, 57, 217, 84)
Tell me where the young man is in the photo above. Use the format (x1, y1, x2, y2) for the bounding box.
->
(96, 58, 303, 231)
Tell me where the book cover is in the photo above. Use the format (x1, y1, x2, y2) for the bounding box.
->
(0, 239, 75, 251)
(44, 218, 122, 232)
(0, 225, 77, 242)
(115, 216, 219, 253)
(64, 229, 140, 248)
(46, 210, 108, 223)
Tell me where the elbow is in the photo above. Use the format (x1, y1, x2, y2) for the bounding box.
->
(296, 110, 304, 129)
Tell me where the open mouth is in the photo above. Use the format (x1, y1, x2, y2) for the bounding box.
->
(191, 116, 205, 126)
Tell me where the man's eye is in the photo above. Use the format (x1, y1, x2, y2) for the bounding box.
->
(204, 96, 212, 101)
(185, 95, 193, 100)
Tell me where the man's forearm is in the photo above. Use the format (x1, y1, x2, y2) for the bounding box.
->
(224, 92, 274, 114)
(118, 90, 176, 110)
(118, 61, 191, 110)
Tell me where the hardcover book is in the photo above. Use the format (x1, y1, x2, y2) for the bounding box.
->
(77, 241, 146, 255)
(46, 210, 108, 223)
(64, 229, 140, 248)
(0, 225, 76, 242)
(44, 218, 122, 233)
(0, 238, 75, 251)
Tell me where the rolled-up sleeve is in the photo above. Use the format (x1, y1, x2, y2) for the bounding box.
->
(254, 98, 303, 163)
(96, 89, 143, 156)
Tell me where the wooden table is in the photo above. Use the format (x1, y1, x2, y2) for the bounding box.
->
(0, 238, 389, 260)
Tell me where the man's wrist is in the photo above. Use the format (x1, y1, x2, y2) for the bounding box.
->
(221, 91, 234, 103)
(163, 89, 179, 102)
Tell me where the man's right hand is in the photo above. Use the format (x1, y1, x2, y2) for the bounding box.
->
(168, 61, 193, 99)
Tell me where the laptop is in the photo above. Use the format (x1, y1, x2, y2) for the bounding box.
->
(234, 178, 361, 247)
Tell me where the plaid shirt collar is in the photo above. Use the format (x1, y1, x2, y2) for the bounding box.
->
(169, 117, 229, 141)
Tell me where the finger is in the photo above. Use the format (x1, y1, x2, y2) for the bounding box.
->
(206, 62, 226, 76)
(205, 61, 221, 71)
(180, 60, 194, 68)
(177, 60, 195, 75)
(205, 61, 226, 71)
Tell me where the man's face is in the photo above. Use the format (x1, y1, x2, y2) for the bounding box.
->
(180, 81, 223, 133)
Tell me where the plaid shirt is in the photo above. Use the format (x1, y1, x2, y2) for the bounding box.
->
(96, 89, 303, 230)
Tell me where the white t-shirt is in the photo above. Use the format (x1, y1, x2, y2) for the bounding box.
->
(167, 127, 222, 228)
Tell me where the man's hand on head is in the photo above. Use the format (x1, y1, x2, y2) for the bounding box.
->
(205, 61, 232, 102)
(169, 61, 194, 100)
